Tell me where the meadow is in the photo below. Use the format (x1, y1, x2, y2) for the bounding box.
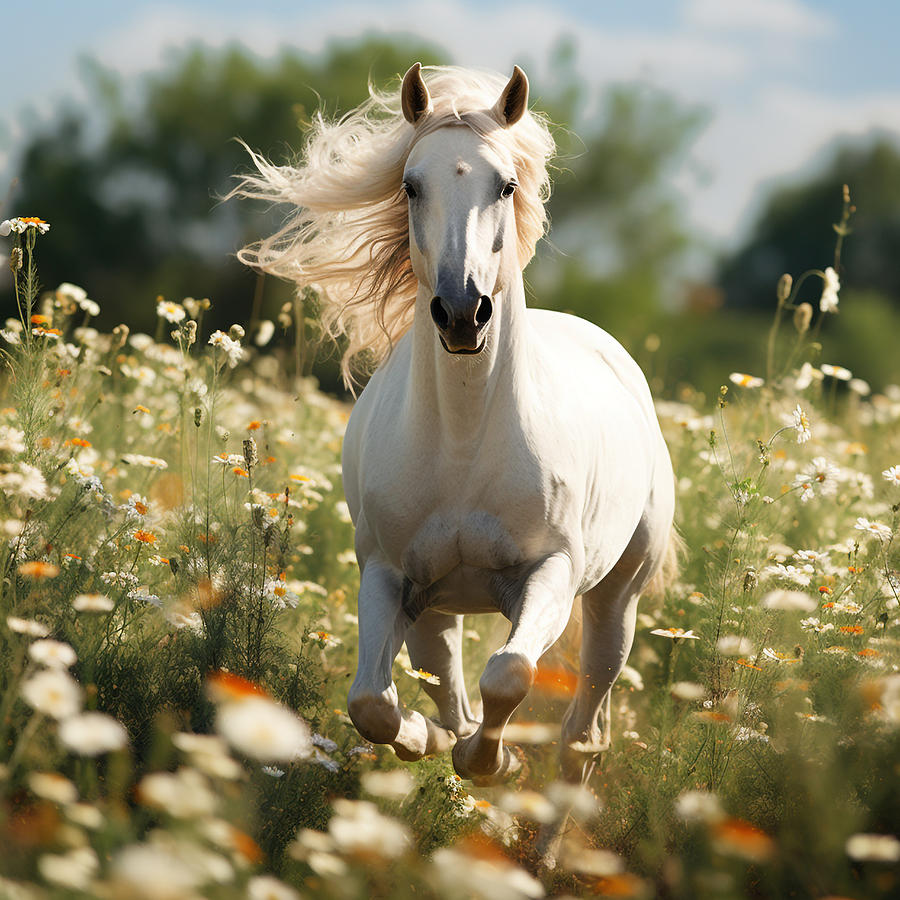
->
(0, 208, 898, 899)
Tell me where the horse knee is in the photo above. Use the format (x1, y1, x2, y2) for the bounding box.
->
(347, 683, 401, 745)
(480, 650, 534, 713)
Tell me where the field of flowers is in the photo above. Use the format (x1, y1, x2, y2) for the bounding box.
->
(0, 210, 898, 900)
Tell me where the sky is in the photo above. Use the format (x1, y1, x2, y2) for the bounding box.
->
(3, 0, 899, 247)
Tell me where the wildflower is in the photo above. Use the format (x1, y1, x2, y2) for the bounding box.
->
(255, 319, 276, 346)
(670, 681, 707, 701)
(675, 790, 725, 824)
(59, 712, 128, 755)
(138, 768, 218, 818)
(66, 803, 104, 830)
(248, 875, 301, 900)
(794, 549, 828, 564)
(329, 798, 411, 859)
(212, 452, 245, 467)
(156, 299, 186, 323)
(17, 560, 60, 579)
(28, 772, 78, 804)
(21, 668, 83, 718)
(793, 457, 841, 502)
(216, 695, 312, 763)
(855, 517, 893, 541)
(172, 732, 243, 781)
(729, 372, 764, 388)
(712, 818, 775, 862)
(820, 362, 852, 381)
(0, 216, 51, 235)
(762, 647, 800, 663)
(762, 563, 813, 586)
(794, 362, 823, 390)
(784, 404, 811, 443)
(404, 667, 441, 685)
(651, 626, 699, 641)
(431, 845, 543, 899)
(39, 847, 98, 892)
(498, 789, 557, 824)
(361, 769, 415, 800)
(133, 529, 157, 545)
(845, 833, 900, 863)
(716, 634, 754, 656)
(800, 617, 834, 633)
(209, 330, 245, 368)
(849, 377, 871, 396)
(0, 424, 25, 454)
(819, 266, 840, 312)
(882, 465, 900, 487)
(503, 721, 559, 744)
(28, 639, 77, 669)
(761, 589, 817, 612)
(122, 453, 168, 469)
(308, 629, 342, 648)
(7, 616, 50, 637)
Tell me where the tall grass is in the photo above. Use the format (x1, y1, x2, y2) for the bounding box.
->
(0, 204, 898, 899)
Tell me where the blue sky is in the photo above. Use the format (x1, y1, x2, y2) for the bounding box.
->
(3, 0, 899, 245)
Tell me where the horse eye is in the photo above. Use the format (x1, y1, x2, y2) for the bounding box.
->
(501, 181, 517, 199)
(402, 182, 417, 199)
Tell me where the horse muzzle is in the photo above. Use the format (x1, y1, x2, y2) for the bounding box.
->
(430, 294, 492, 354)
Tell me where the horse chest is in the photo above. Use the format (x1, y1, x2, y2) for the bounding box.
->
(364, 455, 567, 589)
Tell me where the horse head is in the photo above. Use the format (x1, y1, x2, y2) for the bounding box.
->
(400, 64, 529, 355)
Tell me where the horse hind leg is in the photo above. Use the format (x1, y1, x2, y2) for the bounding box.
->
(559, 513, 674, 784)
(404, 610, 479, 738)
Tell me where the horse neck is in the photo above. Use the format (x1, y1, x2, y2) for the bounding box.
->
(408, 274, 530, 447)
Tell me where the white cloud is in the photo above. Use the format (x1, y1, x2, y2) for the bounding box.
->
(685, 0, 836, 38)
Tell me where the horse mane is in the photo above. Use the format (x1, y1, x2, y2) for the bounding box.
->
(233, 65, 555, 388)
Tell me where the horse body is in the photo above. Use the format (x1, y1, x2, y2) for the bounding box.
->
(238, 62, 676, 793)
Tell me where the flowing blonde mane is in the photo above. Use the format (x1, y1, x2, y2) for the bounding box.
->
(234, 65, 555, 386)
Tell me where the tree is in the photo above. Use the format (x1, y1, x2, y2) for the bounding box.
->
(717, 138, 900, 310)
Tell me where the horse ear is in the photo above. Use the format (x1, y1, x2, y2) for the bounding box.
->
(401, 62, 433, 124)
(492, 65, 529, 127)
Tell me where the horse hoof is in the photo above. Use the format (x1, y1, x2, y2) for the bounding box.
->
(455, 742, 523, 786)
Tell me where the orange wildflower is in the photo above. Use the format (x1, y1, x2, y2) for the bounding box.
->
(232, 467, 249, 478)
(736, 658, 762, 671)
(133, 530, 156, 544)
(65, 438, 92, 448)
(839, 625, 864, 635)
(30, 314, 50, 326)
(206, 670, 269, 702)
(248, 420, 262, 430)
(533, 664, 579, 697)
(712, 817, 775, 862)
(593, 874, 649, 897)
(818, 585, 832, 595)
(18, 561, 61, 579)
(858, 648, 880, 658)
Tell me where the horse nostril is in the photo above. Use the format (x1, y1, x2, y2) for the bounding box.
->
(430, 297, 450, 329)
(475, 296, 493, 325)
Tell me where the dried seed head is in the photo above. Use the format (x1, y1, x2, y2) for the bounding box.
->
(793, 302, 813, 335)
(243, 437, 258, 469)
(9, 247, 22, 272)
(184, 320, 197, 346)
(194, 407, 203, 428)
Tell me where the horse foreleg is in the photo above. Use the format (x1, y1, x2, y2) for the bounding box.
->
(452, 553, 574, 784)
(347, 558, 454, 760)
(405, 611, 479, 738)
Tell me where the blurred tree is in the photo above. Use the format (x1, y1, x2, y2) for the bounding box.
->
(2, 37, 705, 391)
(718, 138, 900, 310)
(2, 38, 444, 344)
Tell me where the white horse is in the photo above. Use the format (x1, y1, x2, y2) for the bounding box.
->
(237, 64, 677, 788)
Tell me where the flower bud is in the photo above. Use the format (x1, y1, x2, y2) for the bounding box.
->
(777, 273, 793, 304)
(112, 324, 130, 349)
(194, 407, 203, 428)
(793, 302, 813, 335)
(228, 324, 245, 341)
